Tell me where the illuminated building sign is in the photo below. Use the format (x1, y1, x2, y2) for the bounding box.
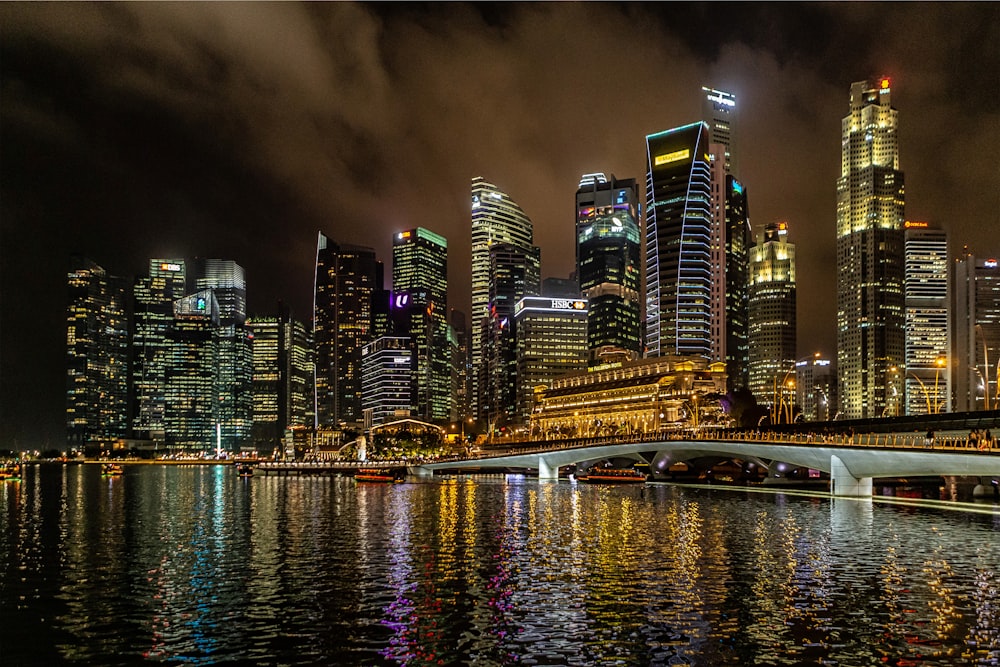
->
(160, 263, 182, 272)
(986, 259, 998, 268)
(654, 149, 690, 166)
(397, 231, 412, 240)
(904, 221, 929, 228)
(732, 180, 744, 195)
(393, 293, 410, 309)
(881, 78, 890, 89)
(515, 298, 588, 314)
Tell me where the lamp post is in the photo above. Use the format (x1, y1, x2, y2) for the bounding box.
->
(933, 356, 947, 414)
(771, 353, 820, 424)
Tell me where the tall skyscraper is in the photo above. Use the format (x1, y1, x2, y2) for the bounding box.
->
(703, 87, 749, 390)
(722, 176, 751, 390)
(836, 78, 905, 419)
(66, 257, 129, 452)
(132, 259, 187, 439)
(954, 251, 1000, 411)
(481, 242, 541, 429)
(470, 177, 537, 420)
(747, 222, 797, 408)
(314, 234, 381, 428)
(165, 289, 219, 451)
(249, 304, 314, 452)
(194, 259, 252, 449)
(361, 336, 413, 428)
(575, 173, 642, 366)
(645, 122, 713, 358)
(702, 87, 737, 174)
(392, 227, 452, 421)
(450, 308, 472, 421)
(903, 222, 950, 415)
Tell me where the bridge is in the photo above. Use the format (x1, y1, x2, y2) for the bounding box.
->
(411, 430, 1000, 497)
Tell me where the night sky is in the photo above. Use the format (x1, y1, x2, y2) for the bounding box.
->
(2, 3, 998, 449)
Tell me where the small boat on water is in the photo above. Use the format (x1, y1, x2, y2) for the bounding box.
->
(101, 462, 124, 477)
(355, 468, 404, 483)
(0, 461, 22, 481)
(236, 462, 254, 477)
(577, 467, 647, 484)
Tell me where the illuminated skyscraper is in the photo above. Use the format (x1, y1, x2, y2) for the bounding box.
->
(645, 122, 713, 358)
(836, 78, 905, 419)
(132, 259, 187, 439)
(702, 87, 737, 174)
(165, 289, 219, 450)
(903, 222, 949, 415)
(194, 259, 252, 449)
(392, 227, 452, 421)
(748, 223, 797, 407)
(575, 173, 642, 366)
(481, 243, 541, 430)
(954, 252, 1000, 411)
(314, 234, 381, 428)
(361, 336, 413, 428)
(249, 304, 314, 452)
(471, 177, 537, 420)
(66, 257, 128, 452)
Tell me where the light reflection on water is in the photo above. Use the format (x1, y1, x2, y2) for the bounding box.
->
(0, 465, 998, 666)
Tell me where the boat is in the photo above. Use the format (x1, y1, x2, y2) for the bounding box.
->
(0, 461, 22, 481)
(577, 467, 647, 484)
(236, 462, 254, 477)
(101, 462, 124, 477)
(355, 468, 404, 483)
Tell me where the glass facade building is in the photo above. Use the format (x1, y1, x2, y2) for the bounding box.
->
(132, 259, 187, 440)
(470, 177, 537, 421)
(361, 336, 413, 428)
(953, 253, 1000, 411)
(575, 173, 642, 366)
(66, 257, 129, 451)
(836, 78, 905, 419)
(194, 259, 252, 449)
(645, 122, 713, 358)
(165, 289, 220, 451)
(314, 233, 381, 428)
(392, 228, 452, 421)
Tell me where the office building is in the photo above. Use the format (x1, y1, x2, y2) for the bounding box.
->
(480, 242, 541, 431)
(392, 228, 452, 421)
(132, 259, 188, 440)
(836, 78, 905, 419)
(795, 357, 837, 422)
(471, 177, 537, 420)
(645, 122, 713, 359)
(747, 222, 797, 409)
(361, 336, 413, 429)
(66, 257, 129, 451)
(249, 305, 314, 452)
(194, 259, 252, 449)
(165, 289, 219, 451)
(954, 252, 1000, 411)
(450, 308, 472, 422)
(514, 296, 589, 424)
(702, 87, 737, 174)
(314, 234, 382, 428)
(903, 222, 950, 415)
(575, 173, 642, 366)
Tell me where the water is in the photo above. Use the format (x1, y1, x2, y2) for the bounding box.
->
(1, 464, 998, 666)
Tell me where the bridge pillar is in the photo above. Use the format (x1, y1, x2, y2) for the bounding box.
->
(407, 466, 434, 479)
(830, 455, 872, 497)
(537, 456, 558, 481)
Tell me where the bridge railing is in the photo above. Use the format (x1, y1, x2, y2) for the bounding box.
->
(461, 428, 998, 462)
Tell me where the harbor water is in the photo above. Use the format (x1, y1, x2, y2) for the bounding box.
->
(1, 463, 998, 665)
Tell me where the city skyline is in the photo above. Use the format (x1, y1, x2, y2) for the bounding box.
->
(2, 3, 999, 446)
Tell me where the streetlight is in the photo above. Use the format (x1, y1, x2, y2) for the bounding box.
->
(933, 356, 947, 414)
(772, 353, 820, 424)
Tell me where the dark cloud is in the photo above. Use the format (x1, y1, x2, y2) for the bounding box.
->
(2, 2, 998, 447)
